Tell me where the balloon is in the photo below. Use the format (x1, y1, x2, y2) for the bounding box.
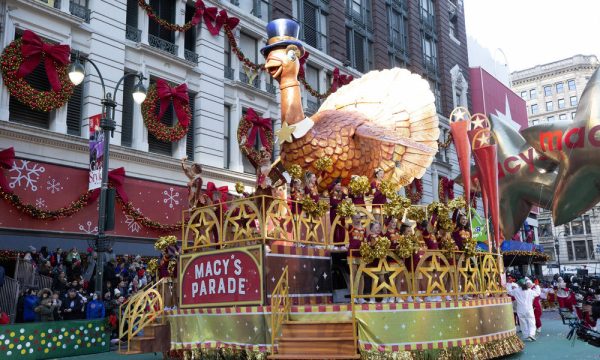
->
(472, 129, 500, 247)
(521, 67, 600, 225)
(449, 107, 472, 206)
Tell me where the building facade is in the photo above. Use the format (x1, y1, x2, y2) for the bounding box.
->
(0, 0, 469, 252)
(511, 55, 600, 273)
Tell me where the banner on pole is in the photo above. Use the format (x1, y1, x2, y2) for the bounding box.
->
(470, 208, 488, 243)
(88, 114, 103, 191)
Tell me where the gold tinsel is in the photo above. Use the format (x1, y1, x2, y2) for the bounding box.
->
(147, 258, 159, 274)
(301, 198, 328, 218)
(168, 259, 177, 274)
(373, 236, 391, 259)
(337, 198, 357, 217)
(463, 234, 477, 258)
(448, 196, 467, 211)
(349, 175, 370, 196)
(360, 242, 376, 264)
(235, 182, 245, 194)
(439, 234, 457, 258)
(379, 180, 399, 198)
(314, 156, 333, 172)
(287, 164, 303, 180)
(406, 206, 426, 222)
(154, 235, 177, 252)
(396, 234, 420, 259)
(383, 194, 411, 218)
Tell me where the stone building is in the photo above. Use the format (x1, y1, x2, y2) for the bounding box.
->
(0, 0, 469, 251)
(511, 55, 600, 273)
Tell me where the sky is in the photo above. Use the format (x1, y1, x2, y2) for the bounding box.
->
(463, 0, 600, 72)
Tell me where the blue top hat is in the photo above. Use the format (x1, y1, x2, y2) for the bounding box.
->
(261, 19, 305, 57)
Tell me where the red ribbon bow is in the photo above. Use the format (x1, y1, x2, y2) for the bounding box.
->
(0, 147, 15, 193)
(298, 51, 310, 79)
(156, 79, 190, 128)
(196, 1, 221, 36)
(245, 108, 272, 149)
(88, 167, 129, 204)
(216, 9, 240, 32)
(16, 30, 71, 92)
(206, 182, 228, 210)
(331, 68, 353, 93)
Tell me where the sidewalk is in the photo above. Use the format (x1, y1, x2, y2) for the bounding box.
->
(64, 311, 599, 360)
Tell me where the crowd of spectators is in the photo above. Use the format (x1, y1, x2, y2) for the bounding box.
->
(4, 245, 156, 339)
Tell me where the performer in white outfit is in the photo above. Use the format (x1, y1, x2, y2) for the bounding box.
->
(507, 279, 541, 341)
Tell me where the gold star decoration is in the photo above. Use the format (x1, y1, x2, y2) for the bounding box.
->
(417, 254, 451, 294)
(224, 200, 260, 242)
(450, 106, 470, 123)
(458, 257, 480, 294)
(357, 258, 408, 296)
(470, 113, 489, 130)
(275, 122, 296, 145)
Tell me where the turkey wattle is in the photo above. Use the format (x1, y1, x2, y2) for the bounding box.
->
(264, 30, 439, 191)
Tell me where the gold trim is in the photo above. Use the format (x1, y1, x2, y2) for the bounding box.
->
(267, 36, 299, 45)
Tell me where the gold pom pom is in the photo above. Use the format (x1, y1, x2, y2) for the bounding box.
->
(349, 175, 370, 196)
(406, 206, 426, 222)
(395, 234, 420, 259)
(235, 182, 245, 194)
(337, 198, 357, 218)
(448, 196, 467, 211)
(379, 180, 399, 198)
(359, 242, 375, 264)
(287, 164, 303, 180)
(373, 236, 391, 259)
(147, 258, 159, 273)
(154, 235, 177, 252)
(301, 198, 328, 218)
(383, 194, 411, 218)
(314, 156, 333, 172)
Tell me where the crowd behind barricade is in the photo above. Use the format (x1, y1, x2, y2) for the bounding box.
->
(0, 245, 165, 342)
(504, 272, 600, 343)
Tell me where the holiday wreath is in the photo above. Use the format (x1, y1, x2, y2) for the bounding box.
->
(141, 79, 191, 142)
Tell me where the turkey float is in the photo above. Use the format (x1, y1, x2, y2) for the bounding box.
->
(262, 19, 440, 190)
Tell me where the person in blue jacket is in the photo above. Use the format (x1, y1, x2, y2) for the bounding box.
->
(86, 293, 105, 319)
(23, 288, 39, 322)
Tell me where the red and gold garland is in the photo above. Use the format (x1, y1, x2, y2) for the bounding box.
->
(224, 25, 264, 72)
(406, 178, 423, 204)
(141, 83, 190, 142)
(236, 108, 274, 165)
(438, 176, 455, 203)
(138, 0, 201, 32)
(0, 36, 74, 112)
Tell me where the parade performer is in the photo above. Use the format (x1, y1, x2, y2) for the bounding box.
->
(289, 178, 304, 219)
(367, 221, 384, 303)
(507, 279, 540, 342)
(370, 167, 386, 214)
(181, 157, 206, 209)
(348, 214, 367, 303)
(556, 277, 570, 308)
(505, 274, 520, 330)
(349, 175, 366, 205)
(304, 171, 320, 202)
(451, 211, 471, 251)
(532, 279, 543, 333)
(329, 178, 347, 246)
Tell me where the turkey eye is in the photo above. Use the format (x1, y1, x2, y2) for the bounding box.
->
(287, 50, 296, 61)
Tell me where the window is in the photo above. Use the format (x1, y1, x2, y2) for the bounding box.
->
(348, 0, 372, 25)
(530, 88, 537, 99)
(66, 81, 84, 136)
(126, 0, 138, 28)
(547, 116, 555, 122)
(539, 219, 553, 237)
(305, 64, 320, 115)
(346, 29, 372, 73)
(570, 96, 577, 106)
(531, 119, 539, 125)
(546, 101, 553, 111)
(543, 86, 551, 97)
(449, 18, 458, 39)
(121, 74, 135, 147)
(564, 223, 571, 236)
(186, 91, 196, 160)
(572, 112, 576, 119)
(556, 82, 564, 93)
(558, 98, 565, 109)
(253, 0, 271, 21)
(184, 4, 197, 54)
(420, 0, 434, 27)
(224, 105, 231, 169)
(559, 114, 567, 121)
(531, 104, 538, 114)
(421, 34, 437, 71)
(567, 241, 574, 261)
(298, 0, 328, 52)
(571, 217, 584, 235)
(574, 240, 588, 260)
(387, 3, 408, 55)
(584, 215, 592, 234)
(239, 33, 260, 86)
(568, 79, 576, 91)
(520, 91, 528, 99)
(587, 240, 595, 260)
(148, 0, 175, 43)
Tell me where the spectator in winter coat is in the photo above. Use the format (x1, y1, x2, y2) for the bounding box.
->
(35, 288, 55, 322)
(52, 271, 68, 295)
(23, 289, 39, 322)
(86, 293, 105, 319)
(61, 288, 83, 320)
(51, 291, 62, 321)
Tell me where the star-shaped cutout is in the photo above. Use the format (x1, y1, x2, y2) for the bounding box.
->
(470, 114, 557, 239)
(459, 257, 480, 294)
(450, 107, 470, 123)
(357, 258, 405, 295)
(521, 68, 600, 224)
(475, 131, 491, 147)
(276, 122, 296, 145)
(417, 254, 450, 294)
(471, 113, 489, 130)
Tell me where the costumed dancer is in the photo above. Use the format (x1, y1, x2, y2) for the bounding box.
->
(366, 221, 384, 303)
(329, 178, 347, 247)
(384, 217, 400, 302)
(289, 178, 304, 220)
(349, 175, 366, 206)
(451, 210, 471, 251)
(546, 284, 556, 309)
(181, 157, 206, 209)
(505, 274, 520, 331)
(370, 167, 387, 215)
(507, 279, 541, 342)
(255, 148, 277, 210)
(347, 214, 367, 303)
(304, 171, 320, 202)
(206, 182, 228, 247)
(532, 278, 543, 333)
(415, 219, 436, 303)
(556, 277, 570, 308)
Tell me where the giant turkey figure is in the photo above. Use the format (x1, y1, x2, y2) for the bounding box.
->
(262, 19, 440, 190)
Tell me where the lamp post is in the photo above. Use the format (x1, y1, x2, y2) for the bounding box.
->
(69, 54, 146, 294)
(554, 230, 565, 275)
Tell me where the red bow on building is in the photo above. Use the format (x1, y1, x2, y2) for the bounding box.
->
(206, 182, 228, 210)
(156, 79, 190, 128)
(196, 1, 220, 36)
(216, 9, 240, 31)
(0, 147, 15, 192)
(330, 68, 353, 93)
(245, 108, 271, 149)
(298, 51, 310, 79)
(16, 30, 71, 92)
(88, 167, 129, 204)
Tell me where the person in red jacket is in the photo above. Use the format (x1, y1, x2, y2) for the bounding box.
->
(532, 279, 543, 334)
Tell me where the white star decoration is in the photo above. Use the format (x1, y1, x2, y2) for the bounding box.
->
(471, 114, 487, 129)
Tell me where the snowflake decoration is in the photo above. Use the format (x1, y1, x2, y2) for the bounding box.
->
(78, 221, 98, 234)
(46, 177, 63, 194)
(163, 187, 180, 209)
(125, 214, 141, 233)
(9, 160, 45, 191)
(35, 197, 46, 208)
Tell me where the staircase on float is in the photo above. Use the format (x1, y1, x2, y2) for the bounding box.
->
(269, 320, 361, 360)
(118, 322, 171, 355)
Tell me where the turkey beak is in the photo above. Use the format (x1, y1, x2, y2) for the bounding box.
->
(265, 55, 283, 79)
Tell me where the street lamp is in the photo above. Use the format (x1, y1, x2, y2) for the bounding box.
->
(554, 230, 565, 275)
(69, 54, 146, 294)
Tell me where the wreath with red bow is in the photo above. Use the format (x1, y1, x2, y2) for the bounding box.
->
(141, 79, 191, 142)
(406, 178, 423, 204)
(236, 108, 274, 165)
(0, 31, 74, 112)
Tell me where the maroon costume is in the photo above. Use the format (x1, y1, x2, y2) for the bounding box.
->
(329, 187, 347, 244)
